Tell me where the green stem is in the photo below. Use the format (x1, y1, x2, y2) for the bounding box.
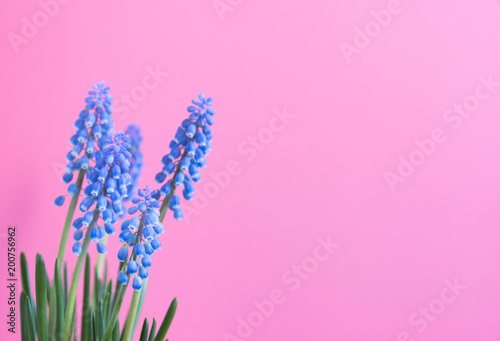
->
(103, 284, 126, 341)
(57, 170, 85, 263)
(122, 290, 141, 341)
(159, 150, 186, 222)
(62, 210, 99, 341)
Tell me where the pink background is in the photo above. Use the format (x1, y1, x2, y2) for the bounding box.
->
(2, 0, 500, 340)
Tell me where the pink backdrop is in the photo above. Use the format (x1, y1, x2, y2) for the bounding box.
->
(2, 0, 500, 340)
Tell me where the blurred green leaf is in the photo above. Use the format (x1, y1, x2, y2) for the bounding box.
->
(20, 253, 33, 299)
(36, 254, 48, 341)
(63, 263, 68, 310)
(72, 303, 77, 341)
(54, 260, 64, 341)
(45, 268, 51, 303)
(20, 291, 28, 341)
(89, 310, 94, 341)
(112, 320, 120, 341)
(103, 282, 112, 328)
(93, 267, 102, 307)
(148, 318, 156, 341)
(139, 318, 149, 341)
(95, 299, 104, 341)
(48, 284, 57, 339)
(154, 297, 177, 341)
(82, 255, 91, 341)
(25, 293, 36, 341)
(20, 252, 37, 335)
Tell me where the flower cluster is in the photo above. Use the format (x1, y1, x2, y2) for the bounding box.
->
(124, 124, 143, 199)
(55, 82, 114, 206)
(116, 186, 164, 290)
(71, 132, 133, 255)
(155, 94, 215, 220)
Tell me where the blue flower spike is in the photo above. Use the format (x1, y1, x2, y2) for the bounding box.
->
(56, 82, 115, 206)
(116, 186, 163, 289)
(125, 124, 144, 199)
(156, 94, 214, 220)
(69, 131, 133, 255)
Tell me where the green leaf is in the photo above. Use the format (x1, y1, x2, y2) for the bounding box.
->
(20, 252, 37, 335)
(63, 263, 68, 309)
(36, 254, 49, 341)
(89, 310, 94, 341)
(54, 260, 64, 341)
(112, 320, 120, 341)
(45, 268, 51, 303)
(20, 291, 28, 341)
(95, 300, 104, 341)
(154, 297, 178, 341)
(82, 255, 91, 341)
(148, 318, 156, 341)
(132, 278, 148, 336)
(72, 303, 77, 341)
(24, 293, 36, 341)
(139, 318, 149, 341)
(93, 266, 102, 307)
(102, 292, 110, 330)
(104, 280, 113, 325)
(48, 283, 57, 339)
(20, 253, 33, 299)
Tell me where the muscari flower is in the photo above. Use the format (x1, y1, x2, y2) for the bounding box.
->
(116, 186, 163, 290)
(55, 82, 114, 206)
(71, 131, 133, 255)
(154, 94, 214, 220)
(124, 124, 144, 200)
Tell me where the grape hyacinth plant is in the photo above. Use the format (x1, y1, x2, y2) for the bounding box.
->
(155, 93, 215, 222)
(117, 185, 163, 290)
(19, 83, 215, 341)
(54, 81, 115, 263)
